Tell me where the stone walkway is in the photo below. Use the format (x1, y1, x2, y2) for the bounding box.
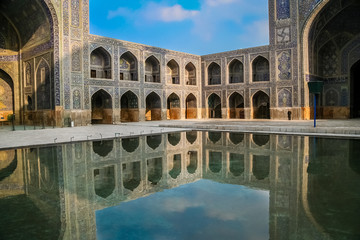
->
(0, 119, 359, 150)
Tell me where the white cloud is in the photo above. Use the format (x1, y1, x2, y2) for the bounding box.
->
(107, 7, 132, 19)
(158, 4, 199, 22)
(205, 0, 239, 7)
(238, 19, 269, 47)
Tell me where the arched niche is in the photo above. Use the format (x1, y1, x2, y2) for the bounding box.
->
(252, 56, 269, 82)
(185, 62, 196, 85)
(230, 153, 244, 176)
(167, 93, 181, 120)
(252, 91, 270, 119)
(122, 162, 141, 191)
(147, 157, 163, 185)
(94, 166, 115, 198)
(0, 70, 14, 119)
(120, 51, 138, 81)
(91, 89, 113, 124)
(169, 154, 181, 179)
(208, 93, 222, 118)
(145, 56, 160, 83)
(93, 140, 113, 157)
(145, 92, 161, 121)
(186, 131, 197, 144)
(121, 91, 139, 122)
(168, 132, 181, 146)
(185, 93, 197, 119)
(229, 59, 244, 83)
(229, 132, 244, 145)
(209, 151, 222, 173)
(146, 135, 162, 150)
(90, 47, 112, 79)
(122, 137, 139, 153)
(229, 92, 244, 119)
(167, 59, 179, 84)
(208, 62, 221, 85)
(252, 155, 270, 180)
(187, 151, 198, 174)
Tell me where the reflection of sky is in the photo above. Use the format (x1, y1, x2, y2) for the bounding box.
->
(96, 180, 269, 240)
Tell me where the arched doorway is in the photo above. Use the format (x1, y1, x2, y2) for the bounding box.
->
(208, 93, 222, 118)
(229, 92, 244, 119)
(185, 93, 197, 119)
(303, 0, 360, 119)
(167, 93, 181, 120)
(145, 56, 160, 83)
(185, 62, 196, 85)
(253, 91, 270, 119)
(350, 60, 360, 118)
(91, 90, 113, 124)
(0, 70, 14, 122)
(90, 47, 112, 79)
(252, 56, 269, 82)
(120, 51, 138, 81)
(167, 59, 180, 84)
(146, 92, 161, 121)
(229, 59, 244, 83)
(208, 62, 221, 85)
(121, 91, 139, 122)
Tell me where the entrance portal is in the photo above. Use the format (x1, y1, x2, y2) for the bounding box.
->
(351, 60, 360, 118)
(91, 90, 112, 124)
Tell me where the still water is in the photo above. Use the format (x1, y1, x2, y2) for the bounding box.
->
(0, 131, 359, 240)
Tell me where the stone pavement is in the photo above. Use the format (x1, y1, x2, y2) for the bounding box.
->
(0, 119, 359, 150)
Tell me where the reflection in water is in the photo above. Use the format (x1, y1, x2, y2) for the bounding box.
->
(253, 155, 269, 180)
(147, 135, 162, 150)
(123, 162, 141, 191)
(252, 134, 270, 147)
(229, 133, 244, 145)
(186, 151, 198, 174)
(93, 140, 113, 157)
(168, 133, 181, 146)
(1, 133, 360, 240)
(208, 131, 221, 144)
(186, 131, 197, 144)
(147, 157, 162, 185)
(169, 154, 181, 179)
(230, 153, 244, 176)
(209, 151, 222, 173)
(122, 137, 139, 153)
(94, 166, 115, 198)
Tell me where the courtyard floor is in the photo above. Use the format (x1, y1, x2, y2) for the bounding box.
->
(0, 119, 360, 150)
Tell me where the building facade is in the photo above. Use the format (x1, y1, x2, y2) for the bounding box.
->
(0, 0, 359, 126)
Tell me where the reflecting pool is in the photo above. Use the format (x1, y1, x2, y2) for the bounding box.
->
(0, 132, 359, 240)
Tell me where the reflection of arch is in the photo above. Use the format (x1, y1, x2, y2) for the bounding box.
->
(185, 62, 196, 85)
(349, 139, 360, 175)
(252, 56, 269, 82)
(230, 153, 244, 176)
(90, 47, 112, 79)
(229, 132, 244, 145)
(93, 140, 113, 157)
(209, 151, 222, 173)
(168, 132, 181, 146)
(208, 62, 221, 85)
(252, 91, 270, 119)
(208, 93, 222, 118)
(253, 134, 270, 147)
(229, 59, 244, 83)
(186, 93, 197, 119)
(167, 59, 180, 84)
(186, 131, 197, 144)
(91, 89, 113, 124)
(229, 92, 244, 119)
(169, 154, 181, 179)
(167, 93, 181, 120)
(121, 91, 139, 122)
(0, 151, 17, 181)
(146, 92, 161, 121)
(208, 131, 221, 144)
(123, 162, 141, 191)
(187, 151, 198, 174)
(350, 60, 360, 118)
(0, 69, 14, 117)
(122, 137, 139, 153)
(94, 166, 115, 198)
(146, 135, 162, 150)
(253, 155, 270, 180)
(147, 157, 162, 185)
(145, 56, 160, 83)
(120, 51, 138, 81)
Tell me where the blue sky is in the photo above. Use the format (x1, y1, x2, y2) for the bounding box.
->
(89, 0, 269, 55)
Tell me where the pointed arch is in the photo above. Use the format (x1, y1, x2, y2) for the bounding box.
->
(167, 92, 181, 120)
(147, 157, 162, 185)
(169, 154, 181, 179)
(208, 62, 221, 85)
(186, 93, 197, 119)
(36, 58, 52, 110)
(90, 47, 112, 79)
(121, 90, 139, 122)
(122, 162, 141, 191)
(229, 92, 244, 119)
(252, 56, 269, 82)
(0, 69, 14, 119)
(120, 51, 138, 81)
(91, 89, 113, 124)
(145, 55, 160, 83)
(252, 91, 270, 119)
(167, 59, 180, 84)
(229, 59, 244, 83)
(185, 62, 196, 85)
(208, 93, 222, 118)
(94, 166, 115, 198)
(146, 92, 161, 120)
